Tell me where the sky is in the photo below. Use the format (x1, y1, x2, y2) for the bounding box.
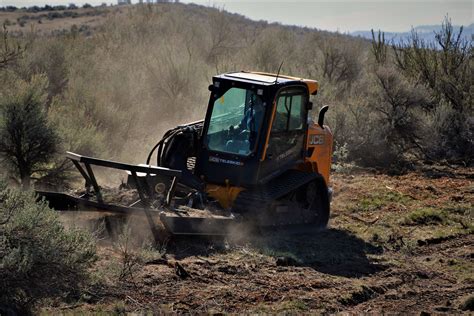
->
(1, 0, 472, 33)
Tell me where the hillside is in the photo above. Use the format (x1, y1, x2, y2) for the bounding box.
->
(1, 2, 372, 166)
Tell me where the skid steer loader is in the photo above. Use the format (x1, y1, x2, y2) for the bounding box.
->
(37, 71, 333, 237)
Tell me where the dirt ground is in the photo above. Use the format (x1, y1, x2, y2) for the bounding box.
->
(42, 167, 473, 314)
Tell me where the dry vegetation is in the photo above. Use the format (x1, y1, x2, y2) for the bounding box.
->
(0, 3, 472, 187)
(0, 2, 472, 314)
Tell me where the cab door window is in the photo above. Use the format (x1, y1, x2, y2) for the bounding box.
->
(265, 86, 308, 165)
(272, 89, 306, 132)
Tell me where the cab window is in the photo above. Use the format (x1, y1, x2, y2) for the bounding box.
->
(271, 88, 307, 132)
(205, 87, 265, 156)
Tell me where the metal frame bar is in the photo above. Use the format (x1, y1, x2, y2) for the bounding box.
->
(66, 151, 181, 177)
(130, 171, 147, 205)
(166, 176, 178, 206)
(71, 160, 92, 196)
(66, 151, 182, 242)
(84, 163, 103, 204)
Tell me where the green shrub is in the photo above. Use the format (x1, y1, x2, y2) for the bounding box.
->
(426, 105, 474, 164)
(0, 180, 96, 313)
(392, 18, 473, 164)
(0, 74, 58, 188)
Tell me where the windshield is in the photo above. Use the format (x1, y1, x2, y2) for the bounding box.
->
(205, 87, 265, 156)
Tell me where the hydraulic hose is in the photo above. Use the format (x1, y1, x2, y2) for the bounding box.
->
(146, 128, 179, 165)
(158, 130, 182, 166)
(146, 120, 204, 167)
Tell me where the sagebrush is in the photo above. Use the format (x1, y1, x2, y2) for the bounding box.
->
(0, 180, 96, 313)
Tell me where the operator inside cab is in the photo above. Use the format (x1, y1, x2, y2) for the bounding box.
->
(206, 87, 265, 156)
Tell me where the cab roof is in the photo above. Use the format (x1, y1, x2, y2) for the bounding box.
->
(214, 71, 319, 95)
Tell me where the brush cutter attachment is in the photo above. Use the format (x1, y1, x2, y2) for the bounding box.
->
(37, 152, 236, 239)
(37, 72, 335, 239)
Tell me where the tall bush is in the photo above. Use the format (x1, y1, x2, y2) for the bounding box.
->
(0, 180, 96, 313)
(392, 17, 473, 163)
(0, 25, 24, 70)
(0, 75, 58, 188)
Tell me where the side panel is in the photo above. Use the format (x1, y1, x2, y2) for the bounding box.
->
(304, 124, 333, 185)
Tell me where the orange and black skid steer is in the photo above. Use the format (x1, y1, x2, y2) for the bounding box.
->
(37, 71, 334, 238)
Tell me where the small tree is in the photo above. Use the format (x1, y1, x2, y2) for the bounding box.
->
(206, 9, 235, 66)
(393, 17, 472, 114)
(0, 24, 24, 70)
(392, 17, 473, 163)
(371, 67, 433, 157)
(371, 29, 387, 65)
(0, 75, 58, 188)
(319, 36, 362, 88)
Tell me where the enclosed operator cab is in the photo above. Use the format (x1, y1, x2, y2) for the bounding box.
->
(195, 71, 333, 190)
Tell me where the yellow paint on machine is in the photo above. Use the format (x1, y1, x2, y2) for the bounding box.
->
(206, 183, 244, 209)
(304, 123, 333, 185)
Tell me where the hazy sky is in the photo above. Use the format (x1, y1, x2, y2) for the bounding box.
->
(1, 0, 472, 32)
(190, 1, 473, 32)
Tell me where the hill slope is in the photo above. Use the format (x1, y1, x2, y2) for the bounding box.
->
(1, 2, 370, 165)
